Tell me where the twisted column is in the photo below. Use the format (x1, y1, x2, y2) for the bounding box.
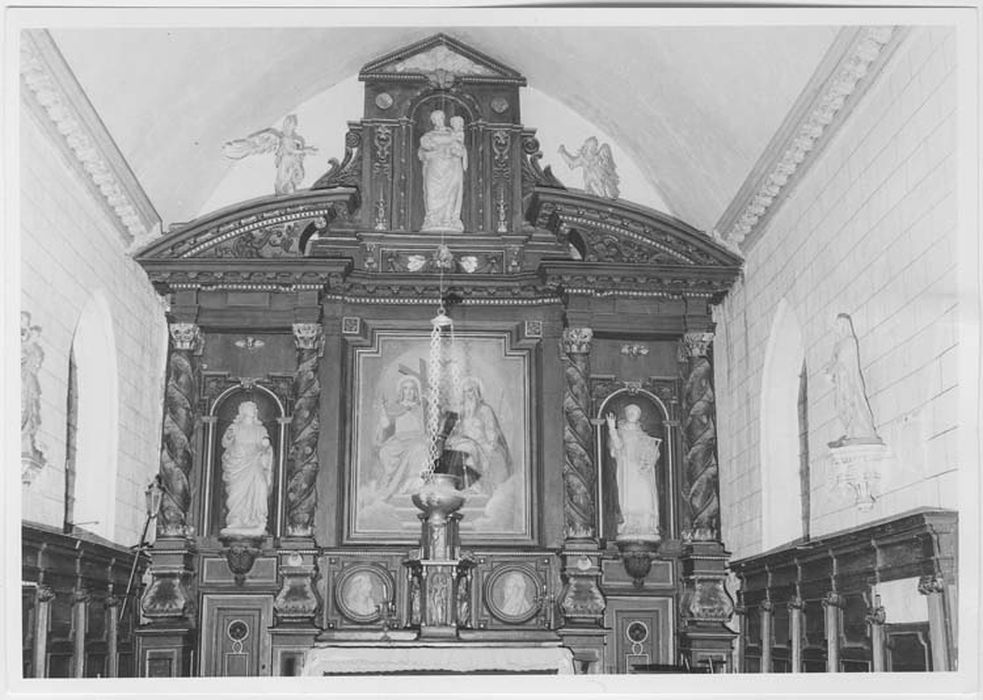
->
(286, 323, 322, 537)
(158, 323, 202, 537)
(561, 327, 595, 540)
(680, 331, 720, 541)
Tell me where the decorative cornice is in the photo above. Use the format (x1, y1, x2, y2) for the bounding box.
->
(716, 26, 904, 252)
(20, 30, 161, 249)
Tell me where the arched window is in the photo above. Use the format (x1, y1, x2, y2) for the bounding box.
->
(66, 292, 119, 540)
(760, 299, 808, 550)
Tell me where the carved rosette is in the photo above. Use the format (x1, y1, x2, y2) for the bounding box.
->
(561, 328, 596, 540)
(286, 323, 322, 536)
(157, 323, 203, 537)
(680, 331, 720, 541)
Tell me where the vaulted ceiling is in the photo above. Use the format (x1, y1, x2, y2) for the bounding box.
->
(51, 24, 839, 233)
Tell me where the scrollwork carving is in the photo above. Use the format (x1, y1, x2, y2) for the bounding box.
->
(313, 128, 364, 190)
(520, 132, 564, 200)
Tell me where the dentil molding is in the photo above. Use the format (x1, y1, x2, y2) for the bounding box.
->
(715, 26, 905, 252)
(20, 29, 161, 249)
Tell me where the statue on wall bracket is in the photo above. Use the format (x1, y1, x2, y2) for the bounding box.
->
(824, 313, 895, 511)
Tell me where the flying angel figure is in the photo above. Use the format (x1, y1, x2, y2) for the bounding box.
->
(558, 136, 620, 200)
(223, 114, 318, 195)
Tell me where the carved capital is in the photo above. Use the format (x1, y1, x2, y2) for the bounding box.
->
(822, 591, 846, 609)
(169, 322, 203, 353)
(561, 327, 593, 355)
(866, 604, 886, 625)
(760, 599, 775, 613)
(917, 575, 945, 596)
(787, 596, 805, 611)
(682, 331, 714, 358)
(36, 585, 56, 604)
(292, 322, 323, 351)
(72, 589, 92, 605)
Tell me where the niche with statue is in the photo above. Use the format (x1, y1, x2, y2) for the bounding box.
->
(595, 388, 672, 545)
(204, 383, 288, 539)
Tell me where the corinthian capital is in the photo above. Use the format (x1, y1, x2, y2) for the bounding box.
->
(917, 575, 945, 596)
(561, 327, 593, 355)
(682, 331, 714, 358)
(169, 323, 203, 353)
(292, 322, 323, 351)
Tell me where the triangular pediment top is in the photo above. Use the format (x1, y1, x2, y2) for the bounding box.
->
(360, 33, 525, 84)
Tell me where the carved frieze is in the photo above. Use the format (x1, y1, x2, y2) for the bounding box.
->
(137, 193, 354, 260)
(195, 222, 300, 258)
(201, 373, 293, 408)
(530, 191, 740, 269)
(381, 249, 504, 274)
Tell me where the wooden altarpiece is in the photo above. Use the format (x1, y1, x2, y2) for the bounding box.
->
(134, 34, 742, 676)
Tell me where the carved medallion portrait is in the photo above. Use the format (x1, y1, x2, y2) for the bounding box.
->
(335, 566, 390, 623)
(486, 566, 539, 623)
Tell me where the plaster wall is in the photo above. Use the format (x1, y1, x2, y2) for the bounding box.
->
(715, 26, 958, 559)
(20, 105, 169, 547)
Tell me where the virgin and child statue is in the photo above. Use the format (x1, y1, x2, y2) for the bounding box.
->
(419, 110, 467, 232)
(606, 403, 661, 541)
(220, 401, 274, 537)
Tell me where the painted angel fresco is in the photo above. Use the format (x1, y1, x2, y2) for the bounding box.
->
(558, 136, 620, 200)
(223, 114, 318, 195)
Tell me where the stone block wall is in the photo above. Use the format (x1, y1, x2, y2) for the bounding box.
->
(715, 27, 959, 559)
(20, 106, 168, 547)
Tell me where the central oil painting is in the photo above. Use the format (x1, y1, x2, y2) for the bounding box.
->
(348, 330, 531, 542)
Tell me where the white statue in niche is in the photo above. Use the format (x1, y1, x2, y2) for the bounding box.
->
(223, 114, 318, 195)
(221, 401, 274, 537)
(824, 313, 882, 448)
(606, 404, 661, 540)
(419, 110, 467, 232)
(558, 136, 620, 199)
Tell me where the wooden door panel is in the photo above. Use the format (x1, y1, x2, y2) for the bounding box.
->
(200, 595, 272, 677)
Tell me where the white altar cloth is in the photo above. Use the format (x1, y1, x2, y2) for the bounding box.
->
(304, 643, 575, 675)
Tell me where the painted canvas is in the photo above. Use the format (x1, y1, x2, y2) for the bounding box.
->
(349, 330, 530, 541)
